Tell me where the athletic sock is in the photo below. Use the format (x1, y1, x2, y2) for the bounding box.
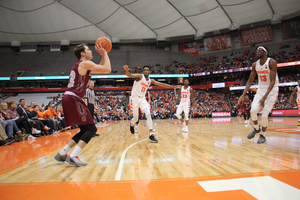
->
(261, 130, 266, 136)
(70, 146, 82, 158)
(149, 131, 154, 136)
(254, 124, 259, 130)
(59, 145, 70, 156)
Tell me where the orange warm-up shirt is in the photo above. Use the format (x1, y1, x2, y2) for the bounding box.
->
(37, 110, 44, 118)
(43, 109, 54, 119)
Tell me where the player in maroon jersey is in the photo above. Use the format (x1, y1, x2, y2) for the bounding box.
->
(241, 94, 251, 124)
(135, 91, 151, 133)
(54, 43, 111, 166)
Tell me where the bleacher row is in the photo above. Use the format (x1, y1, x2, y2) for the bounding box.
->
(1, 39, 299, 77)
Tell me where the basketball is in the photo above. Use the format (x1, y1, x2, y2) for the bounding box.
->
(95, 37, 112, 53)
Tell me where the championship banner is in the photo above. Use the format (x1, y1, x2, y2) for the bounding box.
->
(178, 41, 198, 55)
(204, 34, 232, 52)
(282, 18, 300, 40)
(241, 26, 273, 45)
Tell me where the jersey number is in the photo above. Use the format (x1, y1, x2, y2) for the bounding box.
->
(182, 94, 187, 98)
(141, 87, 146, 93)
(67, 71, 76, 88)
(259, 75, 267, 82)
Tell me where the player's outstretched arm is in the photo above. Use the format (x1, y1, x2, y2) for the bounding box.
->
(289, 87, 297, 105)
(238, 63, 257, 104)
(151, 79, 180, 89)
(80, 44, 111, 74)
(123, 65, 142, 80)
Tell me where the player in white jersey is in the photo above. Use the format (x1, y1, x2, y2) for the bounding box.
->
(238, 46, 279, 144)
(175, 79, 195, 132)
(123, 65, 180, 143)
(289, 79, 300, 126)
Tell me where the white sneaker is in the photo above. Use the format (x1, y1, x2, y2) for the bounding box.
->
(134, 126, 138, 133)
(28, 135, 37, 140)
(184, 127, 188, 133)
(32, 129, 41, 134)
(153, 129, 155, 132)
(245, 120, 248, 124)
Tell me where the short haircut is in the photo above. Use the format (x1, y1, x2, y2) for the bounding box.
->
(19, 98, 25, 103)
(74, 43, 87, 60)
(184, 78, 189, 82)
(143, 66, 150, 70)
(34, 105, 39, 108)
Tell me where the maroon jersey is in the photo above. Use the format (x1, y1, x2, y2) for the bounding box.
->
(67, 60, 92, 98)
(242, 99, 251, 113)
(62, 60, 94, 126)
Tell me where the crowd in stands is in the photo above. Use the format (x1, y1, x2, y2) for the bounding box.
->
(133, 64, 175, 74)
(176, 45, 300, 74)
(271, 45, 300, 64)
(175, 56, 218, 74)
(90, 90, 231, 123)
(0, 97, 69, 146)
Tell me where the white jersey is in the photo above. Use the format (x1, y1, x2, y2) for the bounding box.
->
(180, 86, 190, 102)
(131, 74, 151, 98)
(297, 86, 300, 100)
(256, 57, 279, 89)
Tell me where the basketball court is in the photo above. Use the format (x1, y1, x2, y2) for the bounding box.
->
(1, 117, 299, 199)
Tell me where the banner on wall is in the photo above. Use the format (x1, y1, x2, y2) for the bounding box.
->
(204, 34, 232, 52)
(241, 26, 273, 45)
(282, 18, 300, 40)
(178, 42, 198, 55)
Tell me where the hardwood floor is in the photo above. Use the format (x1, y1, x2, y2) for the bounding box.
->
(0, 117, 299, 183)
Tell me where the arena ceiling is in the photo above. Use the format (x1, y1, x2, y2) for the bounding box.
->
(0, 0, 300, 43)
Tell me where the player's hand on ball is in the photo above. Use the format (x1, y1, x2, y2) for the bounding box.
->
(95, 43, 106, 55)
(123, 65, 129, 71)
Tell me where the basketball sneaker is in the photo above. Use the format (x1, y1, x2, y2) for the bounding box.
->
(149, 135, 158, 143)
(32, 128, 41, 134)
(43, 126, 50, 131)
(184, 126, 188, 133)
(244, 120, 247, 124)
(134, 126, 138, 133)
(247, 126, 261, 139)
(257, 134, 266, 144)
(130, 123, 135, 134)
(65, 156, 88, 166)
(54, 153, 68, 162)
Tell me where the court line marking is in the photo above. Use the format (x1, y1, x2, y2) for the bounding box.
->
(115, 133, 178, 181)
